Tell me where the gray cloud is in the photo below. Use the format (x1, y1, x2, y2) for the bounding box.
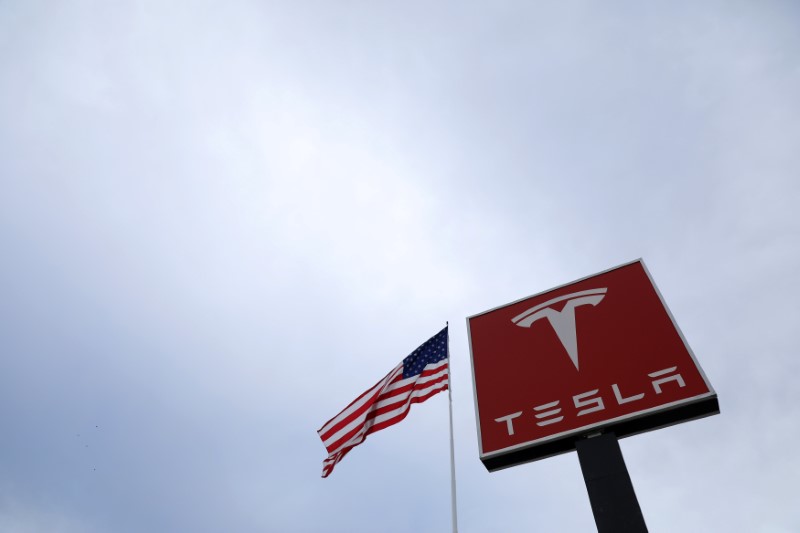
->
(1, 1, 798, 531)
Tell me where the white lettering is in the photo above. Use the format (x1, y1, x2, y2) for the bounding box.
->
(612, 383, 645, 404)
(648, 367, 685, 394)
(573, 389, 605, 416)
(533, 400, 564, 426)
(493, 366, 688, 439)
(495, 411, 523, 435)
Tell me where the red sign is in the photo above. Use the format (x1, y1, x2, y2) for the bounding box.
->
(467, 260, 718, 471)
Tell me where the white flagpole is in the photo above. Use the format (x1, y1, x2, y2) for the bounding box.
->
(446, 322, 459, 533)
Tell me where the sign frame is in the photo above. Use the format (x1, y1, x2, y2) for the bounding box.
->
(466, 259, 719, 472)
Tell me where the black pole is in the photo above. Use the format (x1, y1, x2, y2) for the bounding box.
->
(575, 432, 648, 533)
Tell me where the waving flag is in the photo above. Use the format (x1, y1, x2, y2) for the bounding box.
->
(318, 327, 449, 478)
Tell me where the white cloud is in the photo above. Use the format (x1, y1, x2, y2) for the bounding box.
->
(1, 1, 798, 531)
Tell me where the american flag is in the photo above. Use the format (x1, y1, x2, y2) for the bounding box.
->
(318, 327, 449, 478)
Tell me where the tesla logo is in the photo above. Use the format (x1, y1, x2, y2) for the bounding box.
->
(511, 288, 607, 370)
(493, 366, 687, 436)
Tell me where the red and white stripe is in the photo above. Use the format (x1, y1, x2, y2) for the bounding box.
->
(318, 358, 449, 477)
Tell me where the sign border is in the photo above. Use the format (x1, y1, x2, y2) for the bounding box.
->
(466, 258, 719, 471)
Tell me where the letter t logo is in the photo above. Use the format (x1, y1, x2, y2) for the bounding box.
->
(511, 288, 607, 371)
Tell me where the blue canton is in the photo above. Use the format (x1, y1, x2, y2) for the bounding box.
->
(402, 327, 448, 379)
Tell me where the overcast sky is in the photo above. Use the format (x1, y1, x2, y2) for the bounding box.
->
(1, 1, 799, 532)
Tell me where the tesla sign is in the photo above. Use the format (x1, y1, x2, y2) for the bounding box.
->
(467, 260, 719, 471)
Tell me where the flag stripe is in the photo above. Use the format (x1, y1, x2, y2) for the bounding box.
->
(381, 360, 448, 394)
(319, 367, 448, 450)
(321, 381, 449, 477)
(324, 374, 447, 458)
(318, 373, 406, 449)
(318, 365, 403, 436)
(321, 367, 448, 453)
(372, 363, 449, 406)
(368, 373, 449, 418)
(319, 361, 448, 445)
(364, 383, 449, 435)
(366, 380, 450, 430)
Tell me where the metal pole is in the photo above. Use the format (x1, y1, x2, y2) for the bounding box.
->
(446, 323, 459, 533)
(575, 432, 648, 533)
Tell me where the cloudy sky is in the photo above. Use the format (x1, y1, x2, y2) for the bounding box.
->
(1, 1, 799, 532)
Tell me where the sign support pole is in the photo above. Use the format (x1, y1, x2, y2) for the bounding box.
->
(575, 432, 648, 533)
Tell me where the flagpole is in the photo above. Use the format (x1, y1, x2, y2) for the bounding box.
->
(446, 322, 459, 533)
